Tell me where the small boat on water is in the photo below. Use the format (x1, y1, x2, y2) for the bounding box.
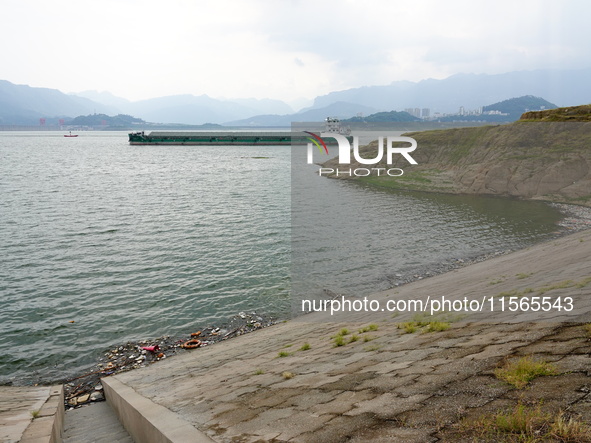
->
(64, 131, 78, 137)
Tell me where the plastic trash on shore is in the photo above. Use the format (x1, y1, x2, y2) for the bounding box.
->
(141, 345, 160, 353)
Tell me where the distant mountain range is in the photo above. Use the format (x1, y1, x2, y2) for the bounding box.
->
(0, 80, 113, 125)
(224, 101, 379, 126)
(310, 68, 591, 114)
(0, 81, 295, 126)
(0, 68, 589, 126)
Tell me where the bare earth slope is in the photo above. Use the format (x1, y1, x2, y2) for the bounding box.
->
(324, 106, 591, 206)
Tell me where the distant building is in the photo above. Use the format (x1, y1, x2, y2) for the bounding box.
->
(421, 108, 430, 118)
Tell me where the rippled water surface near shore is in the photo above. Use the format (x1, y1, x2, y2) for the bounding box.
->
(0, 132, 562, 383)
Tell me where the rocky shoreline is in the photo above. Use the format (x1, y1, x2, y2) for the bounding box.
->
(62, 203, 591, 409)
(63, 311, 278, 408)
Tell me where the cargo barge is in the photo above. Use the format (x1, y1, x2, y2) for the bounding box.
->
(129, 131, 310, 145)
(128, 118, 352, 146)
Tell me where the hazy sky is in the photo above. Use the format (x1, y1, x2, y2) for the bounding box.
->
(2, 0, 590, 104)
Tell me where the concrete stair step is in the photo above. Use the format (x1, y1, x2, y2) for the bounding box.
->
(1, 385, 64, 443)
(63, 401, 133, 443)
(102, 377, 215, 443)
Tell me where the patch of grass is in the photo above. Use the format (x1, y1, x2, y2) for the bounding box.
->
(583, 324, 591, 337)
(277, 351, 292, 358)
(495, 356, 557, 389)
(333, 335, 346, 347)
(399, 322, 418, 334)
(398, 311, 459, 334)
(538, 280, 575, 294)
(411, 312, 431, 327)
(282, 371, 295, 379)
(283, 344, 293, 348)
(494, 403, 549, 436)
(298, 343, 311, 351)
(30, 410, 40, 419)
(460, 405, 591, 442)
(549, 412, 591, 441)
(330, 327, 353, 346)
(423, 321, 451, 333)
(532, 276, 591, 293)
(516, 272, 533, 279)
(364, 344, 381, 351)
(348, 334, 359, 343)
(358, 324, 379, 333)
(363, 334, 376, 342)
(254, 368, 264, 375)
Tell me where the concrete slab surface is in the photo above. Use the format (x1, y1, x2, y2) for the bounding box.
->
(105, 229, 591, 442)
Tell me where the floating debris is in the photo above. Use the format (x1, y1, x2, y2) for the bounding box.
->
(63, 311, 277, 409)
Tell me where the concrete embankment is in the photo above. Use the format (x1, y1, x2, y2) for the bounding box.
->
(4, 228, 591, 442)
(100, 228, 591, 442)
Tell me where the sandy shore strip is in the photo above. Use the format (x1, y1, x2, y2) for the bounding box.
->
(106, 227, 591, 442)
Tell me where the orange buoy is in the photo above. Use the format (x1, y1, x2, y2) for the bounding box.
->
(190, 331, 202, 337)
(181, 339, 201, 349)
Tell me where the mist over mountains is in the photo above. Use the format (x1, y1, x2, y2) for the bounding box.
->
(1, 68, 590, 126)
(0, 82, 295, 126)
(311, 69, 591, 113)
(0, 80, 114, 125)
